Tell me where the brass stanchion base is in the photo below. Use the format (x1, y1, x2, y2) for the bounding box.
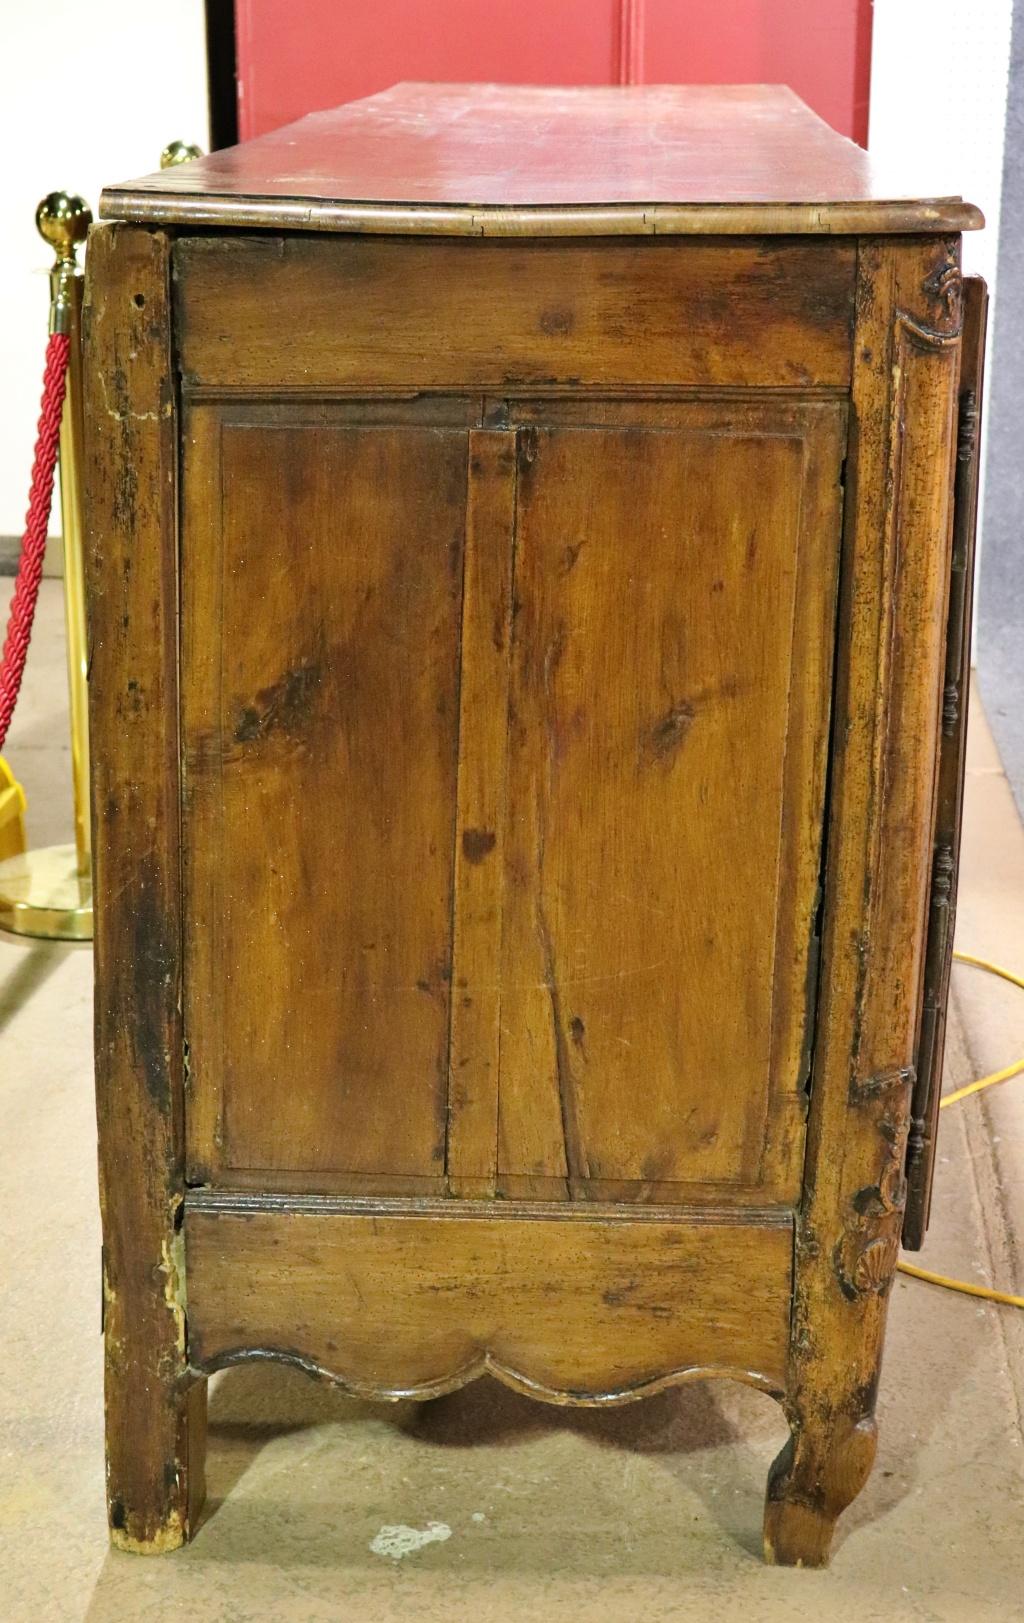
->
(0, 843, 93, 940)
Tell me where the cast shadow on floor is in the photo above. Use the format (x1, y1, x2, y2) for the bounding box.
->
(0, 936, 84, 1033)
(82, 1341, 964, 1619)
(193, 1336, 950, 1569)
(197, 1359, 774, 1558)
(192, 1359, 784, 1567)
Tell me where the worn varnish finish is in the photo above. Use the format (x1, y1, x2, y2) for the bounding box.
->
(489, 406, 843, 1202)
(84, 86, 983, 1567)
(182, 409, 467, 1184)
(903, 276, 989, 1248)
(83, 226, 206, 1552)
(446, 431, 518, 1198)
(100, 82, 981, 238)
(184, 1199, 795, 1399)
(181, 398, 843, 1203)
(763, 238, 966, 1567)
(174, 235, 857, 393)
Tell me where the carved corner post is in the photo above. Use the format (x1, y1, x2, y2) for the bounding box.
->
(764, 238, 963, 1566)
(83, 224, 207, 1552)
(903, 275, 988, 1248)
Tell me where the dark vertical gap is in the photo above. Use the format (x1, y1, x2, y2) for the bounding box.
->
(205, 0, 239, 150)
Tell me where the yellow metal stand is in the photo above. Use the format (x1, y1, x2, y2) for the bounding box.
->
(0, 192, 93, 941)
(0, 758, 27, 864)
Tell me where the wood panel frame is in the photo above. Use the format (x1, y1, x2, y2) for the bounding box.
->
(903, 275, 989, 1246)
(764, 235, 963, 1565)
(173, 234, 857, 392)
(84, 224, 207, 1552)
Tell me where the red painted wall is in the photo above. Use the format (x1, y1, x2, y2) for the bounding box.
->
(641, 0, 872, 145)
(236, 0, 871, 147)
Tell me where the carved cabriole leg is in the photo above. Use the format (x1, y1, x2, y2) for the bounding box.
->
(765, 237, 963, 1567)
(84, 224, 207, 1551)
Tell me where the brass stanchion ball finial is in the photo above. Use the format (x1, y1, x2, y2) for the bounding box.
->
(1, 188, 95, 938)
(36, 193, 91, 337)
(161, 140, 203, 169)
(35, 192, 92, 268)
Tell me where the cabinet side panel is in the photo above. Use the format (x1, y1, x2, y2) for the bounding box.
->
(181, 412, 467, 1182)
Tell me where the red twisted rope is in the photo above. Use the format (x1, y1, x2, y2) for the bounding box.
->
(0, 331, 70, 752)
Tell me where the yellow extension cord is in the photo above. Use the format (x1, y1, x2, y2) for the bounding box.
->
(896, 951, 1024, 1310)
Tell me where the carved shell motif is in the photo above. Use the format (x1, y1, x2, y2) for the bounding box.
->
(837, 1070, 913, 1300)
(921, 243, 964, 336)
(851, 1235, 900, 1295)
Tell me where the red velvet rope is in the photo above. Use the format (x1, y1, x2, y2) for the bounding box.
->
(0, 331, 70, 752)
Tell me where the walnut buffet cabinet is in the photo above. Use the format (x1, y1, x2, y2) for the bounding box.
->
(83, 84, 986, 1565)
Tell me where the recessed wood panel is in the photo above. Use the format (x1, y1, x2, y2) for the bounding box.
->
(468, 404, 845, 1202)
(181, 411, 468, 1182)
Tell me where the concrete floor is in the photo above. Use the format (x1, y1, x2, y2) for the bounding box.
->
(1, 580, 1023, 1622)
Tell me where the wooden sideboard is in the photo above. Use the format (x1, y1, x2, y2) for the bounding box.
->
(83, 83, 985, 1566)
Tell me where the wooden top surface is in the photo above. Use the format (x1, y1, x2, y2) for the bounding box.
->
(101, 82, 982, 238)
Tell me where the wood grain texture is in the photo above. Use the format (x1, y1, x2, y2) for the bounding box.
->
(83, 224, 205, 1552)
(764, 237, 964, 1568)
(99, 82, 982, 237)
(903, 275, 988, 1248)
(180, 394, 843, 1200)
(446, 432, 518, 1196)
(489, 404, 844, 1202)
(85, 141, 977, 1563)
(184, 1198, 794, 1399)
(181, 408, 467, 1184)
(174, 235, 857, 392)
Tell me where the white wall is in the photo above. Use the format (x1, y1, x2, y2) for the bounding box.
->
(870, 0, 1014, 589)
(0, 0, 209, 537)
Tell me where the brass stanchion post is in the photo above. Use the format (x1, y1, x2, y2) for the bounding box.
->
(45, 193, 92, 879)
(160, 140, 203, 168)
(0, 192, 93, 940)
